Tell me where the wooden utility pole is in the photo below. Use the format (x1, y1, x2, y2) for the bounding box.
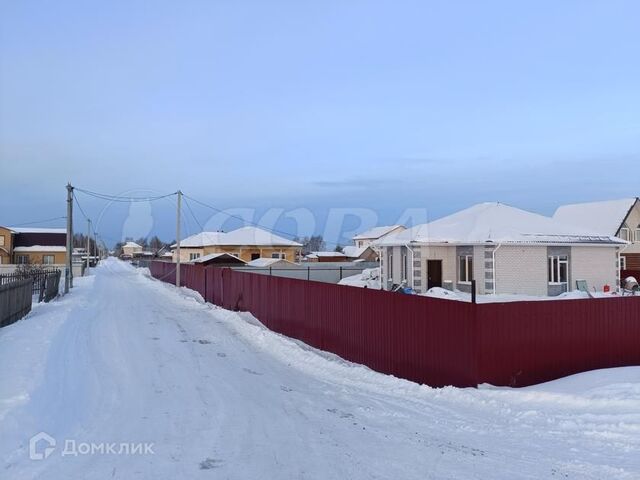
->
(65, 183, 73, 293)
(86, 218, 91, 272)
(176, 190, 182, 287)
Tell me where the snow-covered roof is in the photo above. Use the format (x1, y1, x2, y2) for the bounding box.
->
(173, 226, 302, 248)
(8, 227, 66, 234)
(123, 241, 142, 248)
(13, 245, 67, 252)
(553, 198, 639, 235)
(342, 246, 371, 258)
(246, 258, 296, 267)
(191, 252, 246, 264)
(353, 225, 403, 240)
(306, 251, 347, 259)
(375, 202, 627, 247)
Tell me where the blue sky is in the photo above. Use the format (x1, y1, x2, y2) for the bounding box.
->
(1, 1, 639, 246)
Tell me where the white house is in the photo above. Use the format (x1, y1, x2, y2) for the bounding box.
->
(553, 198, 640, 271)
(352, 225, 406, 249)
(375, 202, 627, 296)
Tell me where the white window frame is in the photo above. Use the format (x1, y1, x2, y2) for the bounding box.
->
(0, 235, 4, 246)
(548, 255, 569, 284)
(635, 226, 640, 243)
(458, 255, 473, 284)
(43, 254, 55, 265)
(189, 252, 201, 261)
(619, 227, 630, 242)
(16, 255, 29, 264)
(620, 255, 627, 270)
(271, 252, 285, 259)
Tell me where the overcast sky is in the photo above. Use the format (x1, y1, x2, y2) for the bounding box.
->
(1, 1, 639, 246)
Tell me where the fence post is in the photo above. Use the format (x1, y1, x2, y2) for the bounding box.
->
(471, 279, 477, 304)
(339, 266, 343, 280)
(269, 267, 272, 276)
(307, 267, 310, 281)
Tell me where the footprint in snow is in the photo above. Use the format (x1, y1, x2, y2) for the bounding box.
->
(280, 385, 293, 392)
(199, 457, 224, 470)
(217, 352, 227, 358)
(194, 339, 212, 344)
(327, 408, 354, 419)
(243, 368, 263, 376)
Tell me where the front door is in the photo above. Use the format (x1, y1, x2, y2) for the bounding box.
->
(427, 260, 442, 289)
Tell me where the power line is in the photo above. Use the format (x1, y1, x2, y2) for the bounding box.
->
(182, 196, 204, 231)
(75, 187, 177, 203)
(11, 216, 67, 227)
(183, 193, 339, 247)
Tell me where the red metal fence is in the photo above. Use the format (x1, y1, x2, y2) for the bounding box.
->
(150, 261, 640, 388)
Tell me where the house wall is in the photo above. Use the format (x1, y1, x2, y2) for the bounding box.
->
(495, 246, 548, 296)
(570, 246, 618, 292)
(0, 227, 13, 264)
(621, 200, 640, 255)
(174, 246, 300, 263)
(13, 251, 66, 265)
(122, 245, 142, 257)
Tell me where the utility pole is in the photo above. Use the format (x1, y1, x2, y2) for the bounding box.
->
(65, 183, 73, 293)
(86, 218, 91, 272)
(176, 190, 182, 287)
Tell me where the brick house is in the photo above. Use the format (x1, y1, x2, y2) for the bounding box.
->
(553, 198, 640, 270)
(375, 202, 627, 296)
(0, 227, 67, 265)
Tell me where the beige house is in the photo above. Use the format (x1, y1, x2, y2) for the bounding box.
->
(553, 198, 640, 270)
(352, 225, 405, 249)
(0, 227, 67, 265)
(172, 226, 302, 263)
(121, 241, 143, 258)
(375, 202, 627, 296)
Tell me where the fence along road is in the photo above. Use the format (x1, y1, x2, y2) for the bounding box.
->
(150, 260, 640, 388)
(0, 278, 32, 327)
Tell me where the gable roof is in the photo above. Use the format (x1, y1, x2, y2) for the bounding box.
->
(123, 241, 142, 248)
(342, 245, 372, 258)
(353, 225, 403, 240)
(174, 226, 302, 248)
(553, 198, 639, 235)
(246, 257, 297, 267)
(375, 202, 626, 247)
(191, 252, 246, 265)
(305, 251, 347, 259)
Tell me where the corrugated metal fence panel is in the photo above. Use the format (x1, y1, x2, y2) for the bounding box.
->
(477, 297, 640, 387)
(210, 269, 477, 387)
(148, 262, 640, 388)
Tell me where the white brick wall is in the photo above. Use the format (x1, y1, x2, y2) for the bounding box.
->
(495, 246, 548, 296)
(571, 246, 618, 292)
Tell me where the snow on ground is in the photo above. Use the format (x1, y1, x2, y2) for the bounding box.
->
(338, 267, 381, 289)
(423, 286, 624, 303)
(1, 258, 639, 479)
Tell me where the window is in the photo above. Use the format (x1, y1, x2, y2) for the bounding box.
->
(251, 253, 260, 260)
(189, 253, 201, 261)
(619, 227, 630, 241)
(401, 253, 407, 281)
(548, 255, 568, 284)
(43, 255, 55, 265)
(17, 255, 29, 264)
(620, 255, 627, 270)
(0, 235, 4, 246)
(389, 253, 393, 277)
(271, 252, 284, 259)
(636, 225, 640, 243)
(458, 255, 473, 283)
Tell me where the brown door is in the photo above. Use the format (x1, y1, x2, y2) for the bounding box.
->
(427, 260, 442, 289)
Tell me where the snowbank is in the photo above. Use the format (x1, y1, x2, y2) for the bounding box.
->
(338, 267, 381, 289)
(423, 287, 621, 303)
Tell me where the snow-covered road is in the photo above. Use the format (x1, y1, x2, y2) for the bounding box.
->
(1, 259, 639, 479)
